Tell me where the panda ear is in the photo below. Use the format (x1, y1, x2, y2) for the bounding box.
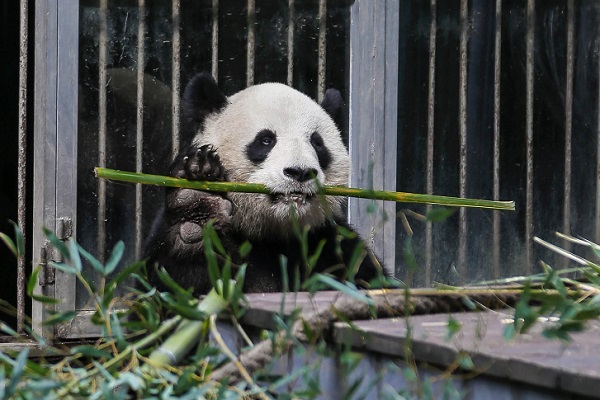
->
(320, 88, 348, 148)
(182, 72, 228, 126)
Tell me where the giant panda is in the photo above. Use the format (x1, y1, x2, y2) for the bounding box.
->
(143, 72, 387, 295)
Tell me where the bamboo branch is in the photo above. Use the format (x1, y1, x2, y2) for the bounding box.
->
(95, 167, 515, 211)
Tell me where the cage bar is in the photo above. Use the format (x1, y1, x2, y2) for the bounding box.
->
(97, 0, 108, 261)
(17, 0, 29, 334)
(597, 23, 600, 244)
(172, 0, 181, 158)
(525, 0, 535, 273)
(212, 0, 219, 79)
(287, 0, 295, 86)
(493, 0, 502, 278)
(317, 0, 327, 101)
(563, 0, 574, 246)
(247, 0, 255, 87)
(458, 0, 468, 276)
(425, 0, 437, 287)
(135, 0, 146, 261)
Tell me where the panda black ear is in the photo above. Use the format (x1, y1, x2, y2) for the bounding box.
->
(320, 88, 348, 148)
(182, 72, 228, 126)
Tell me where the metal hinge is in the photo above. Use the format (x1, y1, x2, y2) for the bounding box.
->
(38, 217, 73, 286)
(39, 242, 57, 286)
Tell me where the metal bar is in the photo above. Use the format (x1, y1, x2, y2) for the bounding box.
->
(425, 0, 437, 287)
(563, 0, 574, 244)
(98, 0, 108, 261)
(212, 0, 219, 80)
(493, 0, 502, 278)
(247, 0, 255, 87)
(287, 0, 295, 86)
(317, 0, 327, 101)
(525, 0, 535, 273)
(32, 0, 58, 338)
(597, 19, 600, 244)
(458, 0, 468, 278)
(135, 0, 146, 261)
(17, 0, 29, 334)
(55, 0, 79, 325)
(172, 0, 181, 158)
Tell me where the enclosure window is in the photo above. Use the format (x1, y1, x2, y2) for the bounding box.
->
(28, 0, 600, 337)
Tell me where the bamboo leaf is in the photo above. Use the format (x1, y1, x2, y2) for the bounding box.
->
(314, 274, 373, 306)
(70, 345, 112, 359)
(95, 167, 515, 211)
(425, 207, 456, 222)
(77, 243, 105, 275)
(105, 241, 125, 276)
(43, 311, 77, 326)
(10, 221, 24, 258)
(68, 239, 82, 274)
(43, 227, 70, 262)
(49, 262, 79, 275)
(0, 233, 16, 258)
(7, 348, 28, 396)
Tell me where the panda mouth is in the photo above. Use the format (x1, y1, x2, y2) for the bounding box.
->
(270, 192, 315, 205)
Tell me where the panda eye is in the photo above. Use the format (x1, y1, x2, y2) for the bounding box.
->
(246, 129, 277, 164)
(310, 132, 324, 149)
(311, 132, 332, 170)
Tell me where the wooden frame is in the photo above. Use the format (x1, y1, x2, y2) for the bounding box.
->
(348, 0, 399, 274)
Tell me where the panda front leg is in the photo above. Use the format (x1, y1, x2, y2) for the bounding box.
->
(145, 144, 236, 295)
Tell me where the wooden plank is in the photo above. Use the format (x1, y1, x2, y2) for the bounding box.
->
(348, 0, 398, 274)
(333, 311, 600, 398)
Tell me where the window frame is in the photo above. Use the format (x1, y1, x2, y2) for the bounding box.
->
(31, 0, 397, 338)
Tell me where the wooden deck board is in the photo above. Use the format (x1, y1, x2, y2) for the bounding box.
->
(241, 292, 600, 398)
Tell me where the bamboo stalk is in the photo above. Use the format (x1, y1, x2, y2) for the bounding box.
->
(95, 167, 515, 211)
(145, 287, 228, 367)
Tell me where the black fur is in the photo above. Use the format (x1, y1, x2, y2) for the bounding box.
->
(143, 73, 386, 296)
(310, 132, 331, 170)
(320, 88, 348, 148)
(246, 129, 277, 164)
(181, 72, 228, 128)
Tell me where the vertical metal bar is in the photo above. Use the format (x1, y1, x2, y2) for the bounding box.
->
(317, 0, 327, 101)
(247, 0, 255, 87)
(55, 0, 79, 319)
(563, 0, 574, 244)
(17, 0, 29, 334)
(597, 21, 600, 244)
(425, 0, 437, 287)
(493, 0, 502, 278)
(458, 0, 468, 277)
(212, 0, 219, 80)
(33, 0, 58, 337)
(135, 0, 146, 261)
(172, 0, 181, 158)
(98, 0, 108, 261)
(287, 0, 295, 86)
(525, 0, 535, 273)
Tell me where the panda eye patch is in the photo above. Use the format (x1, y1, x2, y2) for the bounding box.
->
(310, 132, 332, 170)
(246, 129, 277, 164)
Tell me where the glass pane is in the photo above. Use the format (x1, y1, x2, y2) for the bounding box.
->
(77, 0, 350, 308)
(395, 0, 600, 286)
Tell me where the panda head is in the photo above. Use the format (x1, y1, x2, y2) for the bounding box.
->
(182, 72, 349, 239)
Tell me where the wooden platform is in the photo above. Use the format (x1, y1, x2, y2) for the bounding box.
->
(239, 291, 600, 399)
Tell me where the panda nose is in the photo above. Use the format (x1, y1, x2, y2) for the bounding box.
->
(284, 167, 318, 182)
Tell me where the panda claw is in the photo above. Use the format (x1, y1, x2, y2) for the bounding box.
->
(180, 144, 226, 181)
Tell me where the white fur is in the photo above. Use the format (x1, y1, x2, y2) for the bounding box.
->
(192, 83, 350, 239)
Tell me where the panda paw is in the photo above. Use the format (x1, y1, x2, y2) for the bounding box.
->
(179, 145, 226, 181)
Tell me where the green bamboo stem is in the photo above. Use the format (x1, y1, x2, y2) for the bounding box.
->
(95, 167, 515, 211)
(145, 287, 228, 367)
